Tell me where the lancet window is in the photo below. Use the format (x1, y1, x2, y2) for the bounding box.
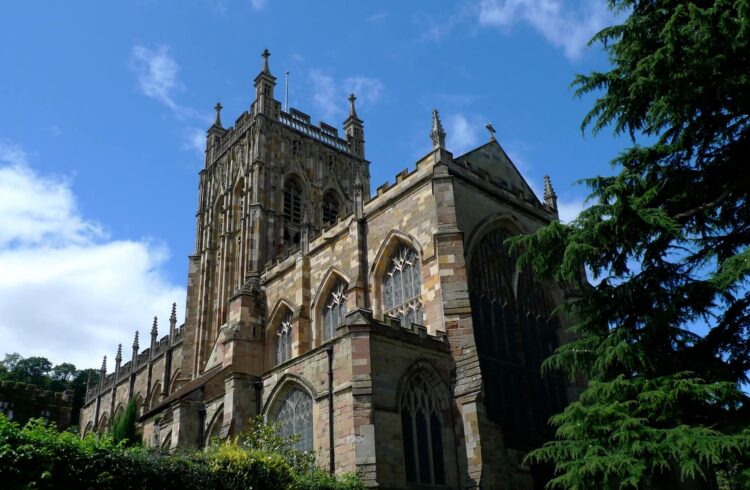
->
(322, 280, 347, 341)
(276, 312, 293, 365)
(274, 386, 313, 452)
(383, 245, 423, 327)
(283, 178, 303, 247)
(400, 372, 446, 485)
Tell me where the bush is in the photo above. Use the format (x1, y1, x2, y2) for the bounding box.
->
(0, 414, 363, 489)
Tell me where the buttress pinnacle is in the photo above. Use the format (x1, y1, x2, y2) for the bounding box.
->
(544, 175, 558, 211)
(430, 109, 446, 150)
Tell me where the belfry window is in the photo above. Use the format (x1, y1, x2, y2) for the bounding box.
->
(274, 386, 313, 452)
(322, 193, 340, 227)
(276, 312, 293, 364)
(383, 245, 423, 327)
(322, 280, 347, 341)
(283, 178, 303, 247)
(400, 372, 446, 485)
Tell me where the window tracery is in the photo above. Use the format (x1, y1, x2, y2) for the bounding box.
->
(322, 280, 347, 341)
(276, 312, 293, 364)
(283, 179, 303, 247)
(400, 371, 446, 485)
(274, 386, 313, 452)
(383, 245, 423, 327)
(468, 227, 566, 437)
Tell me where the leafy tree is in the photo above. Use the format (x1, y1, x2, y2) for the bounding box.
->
(11, 356, 52, 386)
(0, 353, 22, 373)
(513, 0, 750, 488)
(111, 397, 140, 446)
(51, 363, 77, 384)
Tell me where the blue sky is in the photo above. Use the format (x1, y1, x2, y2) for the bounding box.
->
(0, 0, 627, 369)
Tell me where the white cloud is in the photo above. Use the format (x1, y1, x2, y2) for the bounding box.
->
(184, 128, 206, 157)
(445, 113, 482, 155)
(478, 0, 613, 60)
(309, 70, 385, 122)
(342, 77, 384, 109)
(556, 196, 587, 223)
(131, 45, 183, 111)
(0, 142, 185, 369)
(249, 0, 266, 10)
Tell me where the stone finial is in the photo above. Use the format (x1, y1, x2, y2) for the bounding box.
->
(100, 355, 107, 373)
(486, 122, 496, 142)
(430, 109, 446, 151)
(348, 93, 358, 119)
(213, 102, 223, 128)
(151, 316, 158, 338)
(170, 302, 177, 322)
(544, 175, 558, 211)
(261, 48, 271, 74)
(115, 344, 122, 363)
(132, 330, 140, 350)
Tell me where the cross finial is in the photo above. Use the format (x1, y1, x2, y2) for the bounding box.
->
(348, 93, 358, 118)
(430, 109, 446, 151)
(213, 102, 223, 127)
(486, 122, 496, 141)
(261, 48, 271, 73)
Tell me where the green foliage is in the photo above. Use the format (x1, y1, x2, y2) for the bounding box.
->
(110, 397, 140, 447)
(511, 0, 750, 488)
(0, 413, 363, 490)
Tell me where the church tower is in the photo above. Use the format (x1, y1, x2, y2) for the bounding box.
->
(181, 50, 371, 379)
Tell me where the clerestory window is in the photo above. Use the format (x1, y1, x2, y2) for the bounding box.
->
(384, 245, 423, 327)
(401, 372, 446, 485)
(322, 280, 347, 341)
(276, 312, 293, 364)
(274, 386, 313, 452)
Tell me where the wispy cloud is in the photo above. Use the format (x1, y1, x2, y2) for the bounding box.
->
(367, 11, 389, 23)
(478, 0, 613, 60)
(309, 70, 385, 121)
(445, 113, 483, 155)
(0, 141, 185, 368)
(556, 196, 587, 223)
(183, 128, 206, 157)
(131, 45, 210, 122)
(249, 0, 266, 11)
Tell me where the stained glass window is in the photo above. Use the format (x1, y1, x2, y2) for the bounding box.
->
(322, 280, 347, 341)
(383, 246, 423, 327)
(400, 372, 446, 485)
(467, 228, 566, 437)
(276, 312, 293, 364)
(275, 387, 313, 452)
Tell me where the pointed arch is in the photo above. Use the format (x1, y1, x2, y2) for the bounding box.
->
(262, 373, 319, 415)
(134, 392, 145, 417)
(83, 421, 94, 437)
(169, 369, 181, 395)
(149, 382, 162, 410)
(311, 267, 351, 346)
(397, 360, 455, 486)
(370, 230, 425, 320)
(98, 412, 110, 433)
(266, 299, 296, 367)
(263, 377, 315, 453)
(113, 403, 125, 423)
(464, 212, 530, 268)
(204, 404, 224, 447)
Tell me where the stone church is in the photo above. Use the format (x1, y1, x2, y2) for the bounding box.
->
(80, 50, 572, 489)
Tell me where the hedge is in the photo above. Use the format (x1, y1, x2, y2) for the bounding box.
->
(0, 415, 363, 490)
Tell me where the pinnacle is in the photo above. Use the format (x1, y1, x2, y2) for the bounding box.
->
(151, 316, 158, 337)
(115, 343, 122, 361)
(170, 302, 177, 321)
(133, 330, 140, 349)
(430, 109, 446, 150)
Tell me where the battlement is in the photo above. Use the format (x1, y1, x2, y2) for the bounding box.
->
(279, 108, 350, 152)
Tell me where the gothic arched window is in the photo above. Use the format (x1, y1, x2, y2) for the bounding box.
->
(274, 386, 313, 452)
(468, 228, 566, 438)
(400, 372, 446, 485)
(276, 312, 293, 364)
(322, 192, 340, 227)
(322, 280, 347, 341)
(283, 178, 303, 247)
(383, 245, 423, 327)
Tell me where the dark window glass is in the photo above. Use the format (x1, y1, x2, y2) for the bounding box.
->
(401, 409, 416, 482)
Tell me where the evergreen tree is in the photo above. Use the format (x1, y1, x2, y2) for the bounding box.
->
(513, 0, 750, 488)
(111, 397, 140, 446)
